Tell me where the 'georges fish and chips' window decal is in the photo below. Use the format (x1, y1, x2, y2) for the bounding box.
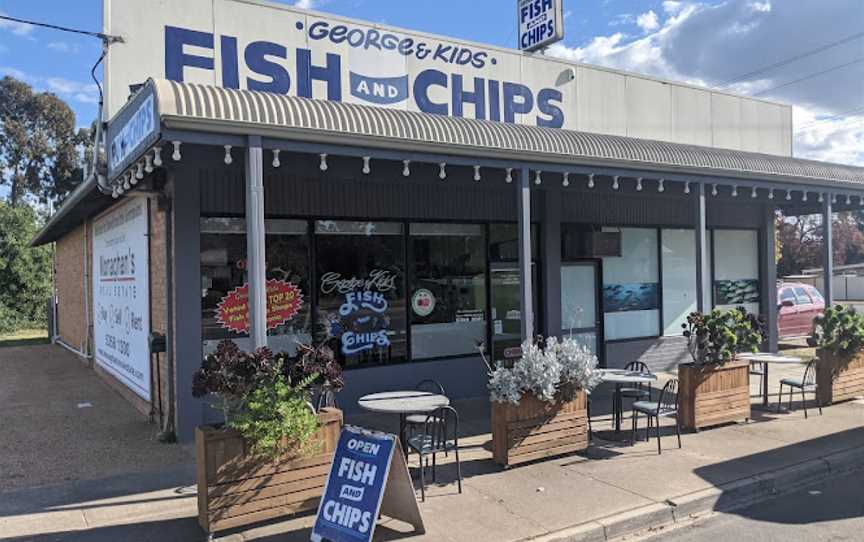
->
(216, 279, 304, 333)
(321, 270, 398, 357)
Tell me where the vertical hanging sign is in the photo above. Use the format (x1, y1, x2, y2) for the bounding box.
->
(311, 426, 424, 542)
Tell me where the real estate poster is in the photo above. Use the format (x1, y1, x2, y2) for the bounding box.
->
(92, 198, 151, 400)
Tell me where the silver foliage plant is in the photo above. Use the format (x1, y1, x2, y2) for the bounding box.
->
(489, 336, 602, 405)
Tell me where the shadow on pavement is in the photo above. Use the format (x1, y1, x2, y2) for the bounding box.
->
(694, 426, 864, 524)
(0, 464, 195, 518)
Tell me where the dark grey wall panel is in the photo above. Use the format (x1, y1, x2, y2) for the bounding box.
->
(338, 356, 490, 415)
(198, 153, 544, 221)
(605, 336, 691, 373)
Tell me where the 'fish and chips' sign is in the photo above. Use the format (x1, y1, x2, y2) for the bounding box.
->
(311, 426, 424, 542)
(104, 0, 575, 129)
(518, 0, 565, 52)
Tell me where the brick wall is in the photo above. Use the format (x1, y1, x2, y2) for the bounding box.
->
(52, 197, 170, 422)
(55, 222, 90, 354)
(148, 201, 171, 423)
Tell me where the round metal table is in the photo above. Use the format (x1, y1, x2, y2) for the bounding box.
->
(358, 391, 450, 455)
(737, 353, 804, 407)
(598, 370, 657, 433)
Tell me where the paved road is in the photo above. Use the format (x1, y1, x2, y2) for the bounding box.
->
(643, 469, 864, 542)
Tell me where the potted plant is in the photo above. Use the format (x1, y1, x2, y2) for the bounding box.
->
(489, 336, 602, 467)
(192, 340, 343, 537)
(678, 308, 763, 430)
(809, 305, 864, 405)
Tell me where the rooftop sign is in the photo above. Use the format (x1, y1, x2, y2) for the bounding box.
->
(518, 0, 565, 52)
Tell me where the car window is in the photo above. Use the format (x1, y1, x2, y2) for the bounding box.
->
(793, 287, 812, 304)
(807, 287, 824, 302)
(780, 289, 796, 303)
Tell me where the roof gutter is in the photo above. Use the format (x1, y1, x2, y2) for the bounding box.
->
(30, 174, 99, 247)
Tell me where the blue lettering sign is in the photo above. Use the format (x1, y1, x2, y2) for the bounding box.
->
(350, 73, 409, 105)
(312, 427, 396, 542)
(162, 25, 566, 128)
(337, 291, 391, 356)
(518, 0, 562, 52)
(109, 95, 155, 173)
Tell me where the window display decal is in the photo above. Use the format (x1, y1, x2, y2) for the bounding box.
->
(602, 283, 660, 313)
(320, 269, 398, 295)
(322, 270, 396, 357)
(411, 289, 436, 317)
(715, 279, 760, 305)
(216, 279, 304, 333)
(333, 291, 392, 355)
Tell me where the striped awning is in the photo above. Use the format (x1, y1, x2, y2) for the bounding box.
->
(146, 78, 864, 189)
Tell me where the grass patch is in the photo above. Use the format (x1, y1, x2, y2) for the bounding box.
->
(0, 328, 49, 348)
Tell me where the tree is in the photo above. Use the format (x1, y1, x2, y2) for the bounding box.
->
(777, 211, 864, 277)
(0, 76, 89, 207)
(0, 202, 53, 333)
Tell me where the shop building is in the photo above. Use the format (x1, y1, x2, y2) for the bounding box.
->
(33, 0, 864, 441)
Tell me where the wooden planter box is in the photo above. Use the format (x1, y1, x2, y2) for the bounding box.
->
(678, 361, 750, 431)
(491, 391, 588, 467)
(195, 408, 343, 536)
(816, 350, 864, 405)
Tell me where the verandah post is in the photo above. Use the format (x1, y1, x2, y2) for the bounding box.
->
(518, 166, 534, 341)
(245, 135, 268, 348)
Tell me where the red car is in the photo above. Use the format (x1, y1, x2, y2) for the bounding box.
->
(778, 282, 825, 339)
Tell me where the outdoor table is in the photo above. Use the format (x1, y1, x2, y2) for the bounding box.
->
(737, 353, 804, 407)
(598, 369, 657, 433)
(357, 391, 450, 456)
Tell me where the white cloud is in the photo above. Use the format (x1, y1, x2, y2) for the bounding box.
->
(663, 1, 685, 15)
(548, 0, 864, 165)
(47, 41, 79, 54)
(0, 12, 34, 36)
(294, 0, 317, 9)
(609, 13, 635, 27)
(1, 66, 99, 105)
(636, 10, 660, 32)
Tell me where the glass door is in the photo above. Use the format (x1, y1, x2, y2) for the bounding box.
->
(489, 262, 538, 362)
(561, 262, 603, 359)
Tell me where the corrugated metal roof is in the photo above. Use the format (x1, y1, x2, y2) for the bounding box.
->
(152, 79, 864, 188)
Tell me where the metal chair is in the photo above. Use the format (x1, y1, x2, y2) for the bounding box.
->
(407, 406, 462, 502)
(620, 361, 653, 400)
(631, 379, 681, 454)
(405, 380, 446, 427)
(778, 361, 822, 418)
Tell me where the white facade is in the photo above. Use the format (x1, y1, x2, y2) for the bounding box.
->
(103, 0, 792, 156)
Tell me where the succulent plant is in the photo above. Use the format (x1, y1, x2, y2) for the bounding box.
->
(682, 307, 765, 367)
(488, 336, 601, 405)
(808, 305, 864, 357)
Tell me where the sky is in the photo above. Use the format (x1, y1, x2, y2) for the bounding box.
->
(0, 0, 862, 175)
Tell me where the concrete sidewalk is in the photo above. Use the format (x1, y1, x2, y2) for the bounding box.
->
(2, 345, 863, 542)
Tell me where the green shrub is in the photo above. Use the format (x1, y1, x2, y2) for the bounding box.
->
(229, 373, 320, 458)
(808, 305, 864, 357)
(0, 203, 52, 334)
(683, 307, 765, 366)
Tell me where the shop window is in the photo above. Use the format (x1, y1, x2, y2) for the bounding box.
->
(713, 229, 760, 315)
(489, 224, 539, 261)
(601, 227, 660, 340)
(489, 224, 539, 361)
(661, 229, 697, 336)
(409, 223, 487, 360)
(200, 218, 312, 355)
(315, 221, 407, 367)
